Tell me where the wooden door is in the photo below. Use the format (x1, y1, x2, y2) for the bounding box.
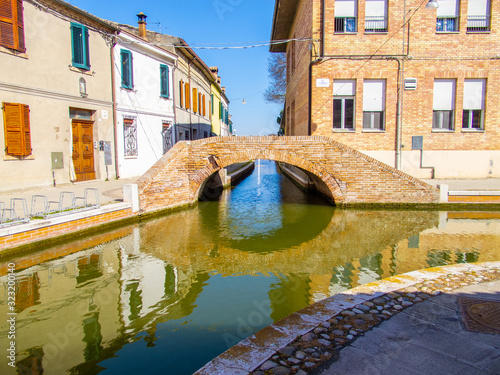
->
(72, 120, 96, 181)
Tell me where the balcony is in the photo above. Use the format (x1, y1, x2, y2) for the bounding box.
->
(365, 16, 388, 33)
(436, 16, 459, 32)
(334, 17, 357, 33)
(467, 15, 490, 32)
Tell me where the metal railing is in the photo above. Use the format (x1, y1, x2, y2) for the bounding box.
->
(436, 16, 459, 32)
(334, 17, 357, 33)
(365, 16, 388, 32)
(467, 15, 490, 32)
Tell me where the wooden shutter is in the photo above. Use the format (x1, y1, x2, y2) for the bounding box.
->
(121, 50, 133, 89)
(0, 0, 25, 52)
(202, 95, 206, 117)
(179, 80, 184, 108)
(160, 65, 169, 98)
(185, 82, 190, 109)
(3, 102, 31, 156)
(193, 88, 198, 113)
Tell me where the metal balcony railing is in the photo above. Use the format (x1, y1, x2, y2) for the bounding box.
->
(365, 16, 388, 32)
(334, 17, 357, 33)
(467, 15, 490, 32)
(436, 16, 459, 32)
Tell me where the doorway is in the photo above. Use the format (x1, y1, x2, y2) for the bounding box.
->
(72, 120, 96, 182)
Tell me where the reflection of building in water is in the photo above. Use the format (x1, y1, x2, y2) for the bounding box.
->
(0, 228, 203, 375)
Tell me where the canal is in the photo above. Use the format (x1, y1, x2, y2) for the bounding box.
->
(1, 160, 499, 374)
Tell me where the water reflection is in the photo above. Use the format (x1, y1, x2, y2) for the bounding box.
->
(0, 160, 499, 374)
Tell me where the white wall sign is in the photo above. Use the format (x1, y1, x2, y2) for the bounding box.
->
(316, 78, 330, 88)
(101, 110, 109, 119)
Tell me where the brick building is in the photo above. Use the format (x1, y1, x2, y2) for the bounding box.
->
(271, 0, 500, 178)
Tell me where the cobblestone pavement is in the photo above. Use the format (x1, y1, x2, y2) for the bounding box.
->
(245, 266, 500, 375)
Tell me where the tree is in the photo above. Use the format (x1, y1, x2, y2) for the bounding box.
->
(264, 53, 286, 104)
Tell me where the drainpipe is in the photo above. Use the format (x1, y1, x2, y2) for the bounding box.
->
(394, 56, 403, 170)
(308, 0, 326, 136)
(110, 32, 120, 179)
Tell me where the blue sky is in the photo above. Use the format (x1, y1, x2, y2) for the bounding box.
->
(67, 0, 283, 136)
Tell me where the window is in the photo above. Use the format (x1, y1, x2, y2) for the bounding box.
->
(0, 0, 25, 52)
(463, 79, 485, 130)
(123, 117, 137, 156)
(2, 102, 31, 156)
(335, 0, 357, 33)
(467, 0, 490, 32)
(160, 65, 169, 98)
(333, 80, 355, 130)
(192, 88, 198, 113)
(365, 0, 387, 32)
(121, 49, 133, 89)
(436, 0, 459, 32)
(179, 80, 184, 108)
(432, 79, 455, 130)
(363, 80, 385, 131)
(184, 82, 190, 109)
(71, 23, 90, 70)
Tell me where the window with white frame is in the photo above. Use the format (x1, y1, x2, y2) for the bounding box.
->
(363, 80, 385, 131)
(123, 117, 138, 156)
(467, 0, 490, 32)
(335, 0, 357, 33)
(433, 79, 455, 130)
(333, 80, 355, 130)
(463, 79, 486, 130)
(436, 0, 459, 32)
(365, 0, 387, 33)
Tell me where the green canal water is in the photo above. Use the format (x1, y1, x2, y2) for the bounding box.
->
(1, 160, 499, 374)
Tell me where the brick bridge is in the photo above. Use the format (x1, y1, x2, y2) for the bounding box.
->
(136, 136, 439, 212)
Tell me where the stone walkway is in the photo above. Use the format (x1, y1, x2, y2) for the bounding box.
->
(195, 263, 500, 375)
(316, 279, 500, 375)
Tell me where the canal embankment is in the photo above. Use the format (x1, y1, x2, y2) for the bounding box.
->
(0, 162, 256, 253)
(194, 261, 500, 375)
(0, 170, 498, 254)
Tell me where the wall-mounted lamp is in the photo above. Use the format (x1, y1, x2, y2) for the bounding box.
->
(425, 0, 439, 9)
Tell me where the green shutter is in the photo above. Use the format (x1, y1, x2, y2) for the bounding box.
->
(71, 23, 90, 70)
(160, 65, 169, 98)
(211, 94, 214, 114)
(121, 49, 133, 89)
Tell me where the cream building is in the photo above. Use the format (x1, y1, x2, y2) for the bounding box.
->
(0, 0, 117, 191)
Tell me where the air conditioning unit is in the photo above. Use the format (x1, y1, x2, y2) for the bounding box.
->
(404, 78, 417, 90)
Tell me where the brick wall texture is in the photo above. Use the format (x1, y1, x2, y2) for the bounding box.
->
(136, 136, 440, 212)
(283, 0, 499, 154)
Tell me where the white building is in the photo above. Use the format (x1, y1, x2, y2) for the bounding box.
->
(113, 15, 177, 179)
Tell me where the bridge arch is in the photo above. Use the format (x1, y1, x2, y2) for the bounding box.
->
(192, 150, 344, 204)
(136, 136, 439, 213)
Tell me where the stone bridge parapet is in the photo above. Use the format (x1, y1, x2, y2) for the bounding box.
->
(136, 136, 439, 212)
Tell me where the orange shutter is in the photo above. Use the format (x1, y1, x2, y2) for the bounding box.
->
(0, 0, 25, 52)
(3, 102, 31, 156)
(179, 80, 184, 108)
(193, 88, 198, 113)
(185, 82, 190, 109)
(22, 103, 30, 155)
(203, 95, 206, 117)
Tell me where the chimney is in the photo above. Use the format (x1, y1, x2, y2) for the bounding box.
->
(222, 87, 226, 94)
(210, 66, 219, 78)
(217, 76, 221, 85)
(137, 12, 148, 39)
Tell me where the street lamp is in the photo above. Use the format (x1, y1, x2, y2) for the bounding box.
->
(425, 0, 439, 9)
